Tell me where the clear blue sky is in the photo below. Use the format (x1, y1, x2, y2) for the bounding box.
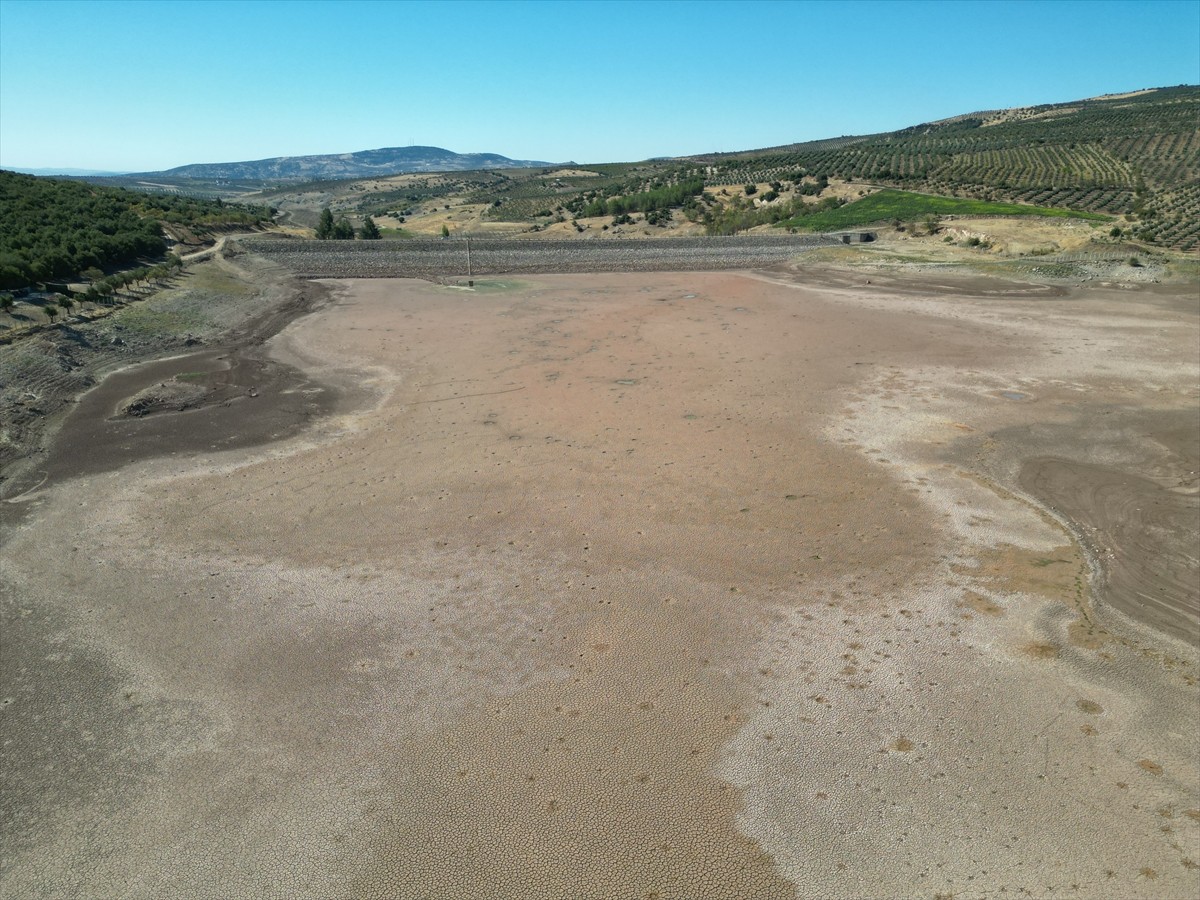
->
(1, 0, 1197, 172)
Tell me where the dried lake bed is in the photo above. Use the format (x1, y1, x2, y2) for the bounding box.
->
(2, 264, 1197, 898)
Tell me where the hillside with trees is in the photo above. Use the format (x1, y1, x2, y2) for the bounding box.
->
(449, 86, 1198, 248)
(690, 85, 1199, 249)
(84, 85, 1194, 251)
(0, 171, 274, 289)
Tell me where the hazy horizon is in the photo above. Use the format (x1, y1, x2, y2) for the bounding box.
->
(1, 0, 1197, 172)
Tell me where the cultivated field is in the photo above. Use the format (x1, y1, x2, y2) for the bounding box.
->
(1, 255, 1197, 898)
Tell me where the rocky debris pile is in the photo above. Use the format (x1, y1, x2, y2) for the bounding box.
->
(236, 235, 843, 278)
(119, 379, 209, 417)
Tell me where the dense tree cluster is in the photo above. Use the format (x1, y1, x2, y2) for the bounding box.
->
(579, 178, 705, 218)
(0, 170, 273, 289)
(315, 208, 356, 239)
(702, 195, 845, 235)
(358, 216, 382, 240)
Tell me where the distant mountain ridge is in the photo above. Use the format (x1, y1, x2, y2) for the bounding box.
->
(147, 146, 553, 181)
(9, 167, 129, 177)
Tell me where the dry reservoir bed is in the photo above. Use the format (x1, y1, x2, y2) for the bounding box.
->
(1, 268, 1197, 899)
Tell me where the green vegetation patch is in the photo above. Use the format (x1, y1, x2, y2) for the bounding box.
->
(780, 190, 1108, 231)
(582, 178, 705, 218)
(379, 227, 416, 239)
(468, 279, 525, 293)
(186, 264, 254, 296)
(0, 170, 272, 289)
(1167, 257, 1200, 280)
(115, 301, 211, 336)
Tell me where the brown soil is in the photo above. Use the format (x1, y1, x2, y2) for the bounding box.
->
(0, 252, 329, 497)
(1, 265, 1196, 899)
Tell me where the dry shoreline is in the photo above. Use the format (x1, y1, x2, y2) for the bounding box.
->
(0, 256, 338, 510)
(1, 260, 1197, 898)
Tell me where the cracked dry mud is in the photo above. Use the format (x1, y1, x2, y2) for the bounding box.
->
(1, 266, 1197, 899)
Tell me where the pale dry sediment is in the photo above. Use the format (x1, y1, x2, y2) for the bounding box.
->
(725, 270, 1199, 897)
(2, 271, 1196, 898)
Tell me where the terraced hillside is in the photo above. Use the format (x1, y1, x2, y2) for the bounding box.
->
(692, 86, 1199, 250)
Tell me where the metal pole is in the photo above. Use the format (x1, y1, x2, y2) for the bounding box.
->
(466, 237, 472, 278)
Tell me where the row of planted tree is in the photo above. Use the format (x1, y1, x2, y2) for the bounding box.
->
(0, 254, 184, 325)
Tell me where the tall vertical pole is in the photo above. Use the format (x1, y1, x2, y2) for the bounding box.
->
(466, 237, 472, 278)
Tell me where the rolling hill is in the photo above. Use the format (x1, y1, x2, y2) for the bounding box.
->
(295, 85, 1191, 248)
(687, 85, 1199, 248)
(11, 85, 1200, 264)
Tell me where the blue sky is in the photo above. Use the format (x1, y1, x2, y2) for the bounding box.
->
(1, 0, 1197, 172)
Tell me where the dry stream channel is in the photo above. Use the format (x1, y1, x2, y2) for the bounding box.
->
(1, 254, 1197, 899)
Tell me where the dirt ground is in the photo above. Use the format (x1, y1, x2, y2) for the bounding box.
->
(1, 264, 1197, 898)
(0, 253, 331, 494)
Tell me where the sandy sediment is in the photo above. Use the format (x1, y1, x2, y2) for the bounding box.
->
(1, 267, 1196, 898)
